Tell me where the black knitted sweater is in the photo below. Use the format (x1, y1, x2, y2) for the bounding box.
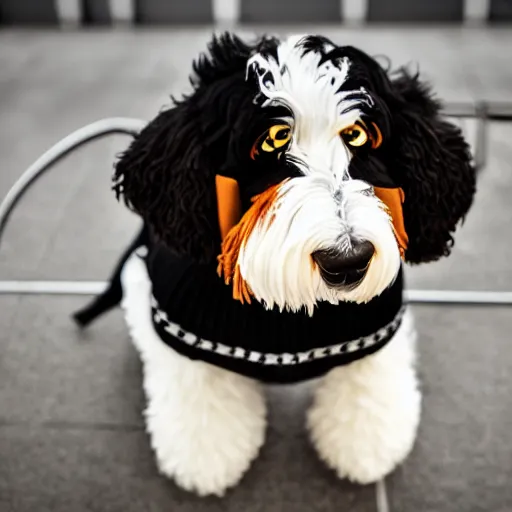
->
(138, 235, 405, 384)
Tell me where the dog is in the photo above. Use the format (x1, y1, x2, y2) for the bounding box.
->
(74, 32, 476, 496)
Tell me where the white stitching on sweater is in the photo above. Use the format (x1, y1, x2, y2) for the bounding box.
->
(151, 295, 405, 366)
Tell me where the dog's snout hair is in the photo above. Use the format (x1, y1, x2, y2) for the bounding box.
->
(235, 172, 401, 315)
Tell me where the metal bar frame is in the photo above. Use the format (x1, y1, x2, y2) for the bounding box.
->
(1, 104, 511, 305)
(0, 280, 510, 306)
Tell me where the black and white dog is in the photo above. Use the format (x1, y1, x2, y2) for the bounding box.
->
(75, 33, 476, 496)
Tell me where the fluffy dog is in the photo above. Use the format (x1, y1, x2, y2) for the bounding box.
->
(74, 32, 476, 496)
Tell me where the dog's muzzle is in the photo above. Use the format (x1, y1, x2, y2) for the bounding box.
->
(312, 240, 375, 287)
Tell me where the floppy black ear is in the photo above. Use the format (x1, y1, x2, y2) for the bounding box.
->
(385, 69, 477, 264)
(113, 102, 219, 263)
(112, 32, 253, 264)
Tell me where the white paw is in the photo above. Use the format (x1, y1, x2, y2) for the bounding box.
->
(308, 388, 420, 484)
(144, 360, 267, 496)
(120, 252, 267, 496)
(307, 311, 421, 484)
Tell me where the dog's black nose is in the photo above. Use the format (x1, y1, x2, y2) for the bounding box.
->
(312, 241, 375, 286)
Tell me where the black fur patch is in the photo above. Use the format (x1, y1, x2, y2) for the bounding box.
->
(113, 33, 259, 264)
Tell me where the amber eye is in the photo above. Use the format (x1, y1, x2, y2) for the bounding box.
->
(340, 121, 383, 149)
(340, 124, 369, 147)
(251, 124, 292, 159)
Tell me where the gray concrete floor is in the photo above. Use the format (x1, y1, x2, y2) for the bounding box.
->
(0, 26, 511, 512)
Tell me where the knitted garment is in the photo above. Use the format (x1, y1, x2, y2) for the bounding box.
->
(142, 240, 405, 384)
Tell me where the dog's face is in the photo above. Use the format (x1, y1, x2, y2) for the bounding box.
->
(114, 33, 476, 314)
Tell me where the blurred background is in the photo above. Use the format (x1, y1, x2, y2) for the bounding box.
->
(0, 2, 512, 512)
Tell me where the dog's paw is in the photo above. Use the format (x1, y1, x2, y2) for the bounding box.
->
(307, 314, 421, 484)
(307, 375, 421, 484)
(308, 411, 417, 485)
(143, 361, 267, 497)
(121, 252, 267, 496)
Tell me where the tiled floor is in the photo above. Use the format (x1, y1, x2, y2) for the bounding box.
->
(0, 27, 511, 512)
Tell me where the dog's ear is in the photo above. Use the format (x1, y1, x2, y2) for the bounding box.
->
(113, 102, 219, 263)
(385, 69, 477, 264)
(112, 32, 253, 264)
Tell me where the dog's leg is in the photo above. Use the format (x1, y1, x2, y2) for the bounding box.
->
(120, 253, 267, 497)
(307, 309, 421, 484)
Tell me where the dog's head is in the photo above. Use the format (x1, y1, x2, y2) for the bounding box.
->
(114, 33, 476, 314)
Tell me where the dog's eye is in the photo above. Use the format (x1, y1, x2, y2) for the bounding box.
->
(262, 125, 291, 151)
(251, 124, 292, 159)
(340, 122, 382, 149)
(340, 124, 368, 147)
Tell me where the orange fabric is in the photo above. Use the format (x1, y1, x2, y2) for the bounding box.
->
(215, 175, 242, 241)
(217, 182, 283, 304)
(374, 187, 409, 258)
(355, 120, 383, 149)
(370, 122, 383, 149)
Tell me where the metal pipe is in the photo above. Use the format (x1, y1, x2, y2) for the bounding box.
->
(0, 118, 146, 247)
(1, 280, 512, 305)
(375, 479, 390, 512)
(405, 289, 512, 306)
(444, 101, 512, 121)
(0, 281, 107, 295)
